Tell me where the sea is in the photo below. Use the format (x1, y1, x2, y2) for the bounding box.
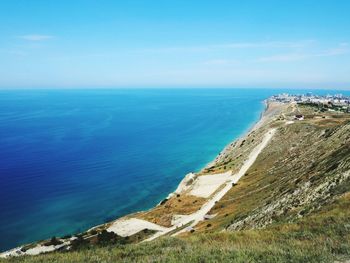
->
(0, 88, 349, 251)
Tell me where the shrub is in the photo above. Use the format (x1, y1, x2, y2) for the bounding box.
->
(70, 236, 89, 250)
(44, 237, 63, 246)
(97, 230, 126, 246)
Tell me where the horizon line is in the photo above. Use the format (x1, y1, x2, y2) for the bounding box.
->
(0, 86, 350, 91)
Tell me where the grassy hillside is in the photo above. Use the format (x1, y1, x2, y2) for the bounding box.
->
(194, 104, 350, 234)
(2, 192, 350, 263)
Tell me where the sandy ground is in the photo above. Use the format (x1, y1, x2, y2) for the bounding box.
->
(26, 244, 66, 255)
(0, 242, 68, 258)
(189, 171, 232, 198)
(0, 248, 25, 258)
(172, 172, 196, 195)
(171, 214, 191, 225)
(107, 218, 168, 237)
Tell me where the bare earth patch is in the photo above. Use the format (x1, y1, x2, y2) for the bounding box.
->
(107, 218, 167, 237)
(189, 171, 232, 198)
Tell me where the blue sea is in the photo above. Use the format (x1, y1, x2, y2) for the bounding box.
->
(0, 88, 349, 251)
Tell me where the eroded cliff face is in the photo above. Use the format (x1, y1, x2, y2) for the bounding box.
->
(227, 120, 350, 230)
(196, 104, 350, 233)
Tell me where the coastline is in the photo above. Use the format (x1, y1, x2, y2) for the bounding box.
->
(133, 99, 285, 231)
(1, 98, 283, 257)
(138, 99, 281, 240)
(206, 99, 273, 169)
(157, 100, 270, 204)
(97, 99, 281, 237)
(96, 99, 273, 226)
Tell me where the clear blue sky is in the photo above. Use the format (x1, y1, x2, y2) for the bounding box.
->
(0, 0, 350, 88)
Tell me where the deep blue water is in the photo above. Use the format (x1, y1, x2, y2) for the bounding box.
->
(0, 88, 349, 251)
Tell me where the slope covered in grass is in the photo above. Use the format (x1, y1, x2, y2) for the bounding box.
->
(2, 192, 350, 263)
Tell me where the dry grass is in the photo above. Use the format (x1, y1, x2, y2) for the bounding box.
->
(3, 192, 350, 263)
(136, 194, 206, 227)
(194, 105, 350, 233)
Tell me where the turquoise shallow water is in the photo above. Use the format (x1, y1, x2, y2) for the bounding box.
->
(0, 88, 348, 251)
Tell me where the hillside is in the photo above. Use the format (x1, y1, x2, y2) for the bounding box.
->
(1, 101, 350, 262)
(2, 192, 350, 262)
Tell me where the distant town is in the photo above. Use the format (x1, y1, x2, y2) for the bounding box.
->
(271, 93, 350, 113)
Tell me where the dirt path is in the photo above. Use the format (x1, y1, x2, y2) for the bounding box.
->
(145, 128, 277, 241)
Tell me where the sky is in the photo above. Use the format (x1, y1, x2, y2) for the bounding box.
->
(0, 0, 350, 89)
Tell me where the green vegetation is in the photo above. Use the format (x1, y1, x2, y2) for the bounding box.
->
(67, 228, 157, 251)
(194, 104, 350, 235)
(300, 101, 350, 113)
(43, 237, 63, 247)
(2, 193, 350, 262)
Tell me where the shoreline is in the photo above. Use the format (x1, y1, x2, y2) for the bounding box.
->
(206, 99, 272, 170)
(94, 100, 275, 233)
(97, 99, 279, 238)
(1, 98, 281, 257)
(158, 100, 269, 204)
(94, 99, 272, 227)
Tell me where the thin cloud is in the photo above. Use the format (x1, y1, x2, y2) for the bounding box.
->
(142, 46, 210, 53)
(258, 44, 350, 62)
(202, 59, 239, 66)
(143, 40, 314, 53)
(258, 54, 308, 62)
(320, 44, 349, 56)
(203, 59, 230, 65)
(18, 35, 54, 41)
(215, 40, 315, 49)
